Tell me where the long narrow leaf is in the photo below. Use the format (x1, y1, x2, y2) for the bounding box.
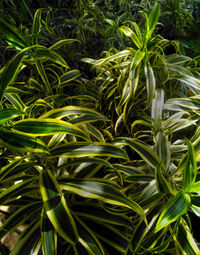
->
(32, 9, 42, 44)
(41, 208, 57, 255)
(155, 191, 191, 232)
(40, 106, 108, 121)
(60, 178, 145, 217)
(0, 108, 25, 124)
(50, 142, 128, 159)
(0, 128, 49, 153)
(183, 140, 197, 188)
(175, 220, 200, 255)
(40, 169, 79, 244)
(0, 17, 27, 49)
(12, 118, 89, 140)
(113, 138, 161, 169)
(145, 62, 155, 107)
(0, 49, 27, 100)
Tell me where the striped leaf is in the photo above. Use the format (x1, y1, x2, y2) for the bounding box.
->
(50, 142, 128, 159)
(151, 89, 164, 121)
(139, 193, 164, 209)
(0, 157, 25, 181)
(32, 9, 42, 44)
(0, 128, 49, 153)
(175, 220, 200, 255)
(12, 118, 89, 140)
(148, 2, 160, 33)
(5, 86, 30, 94)
(96, 49, 132, 69)
(113, 138, 161, 169)
(39, 169, 79, 244)
(4, 93, 26, 111)
(183, 140, 197, 189)
(36, 60, 50, 91)
(155, 191, 191, 232)
(167, 63, 193, 76)
(126, 205, 162, 254)
(41, 208, 57, 255)
(34, 46, 68, 67)
(120, 64, 140, 106)
(140, 220, 179, 254)
(59, 178, 145, 217)
(0, 161, 35, 183)
(165, 98, 200, 112)
(123, 21, 142, 42)
(178, 127, 200, 172)
(49, 39, 80, 51)
(155, 164, 173, 194)
(145, 62, 155, 107)
(0, 108, 25, 124)
(166, 54, 191, 64)
(59, 70, 81, 87)
(0, 178, 36, 205)
(85, 123, 105, 142)
(40, 106, 108, 121)
(68, 115, 107, 125)
(0, 17, 27, 50)
(0, 49, 27, 100)
(155, 132, 171, 169)
(169, 74, 200, 92)
(119, 26, 141, 48)
(131, 50, 145, 70)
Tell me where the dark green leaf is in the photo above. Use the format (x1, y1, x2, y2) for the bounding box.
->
(0, 17, 27, 49)
(40, 169, 79, 244)
(60, 178, 145, 217)
(0, 108, 25, 124)
(0, 128, 49, 153)
(155, 191, 191, 232)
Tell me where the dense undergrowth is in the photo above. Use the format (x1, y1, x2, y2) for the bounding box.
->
(1, 0, 200, 254)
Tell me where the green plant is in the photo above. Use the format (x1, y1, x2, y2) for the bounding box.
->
(1, 2, 200, 255)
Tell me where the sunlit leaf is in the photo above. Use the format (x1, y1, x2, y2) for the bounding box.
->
(155, 191, 191, 232)
(0, 128, 49, 153)
(0, 49, 27, 100)
(50, 142, 128, 159)
(0, 17, 27, 49)
(12, 118, 89, 140)
(41, 208, 57, 255)
(145, 62, 155, 107)
(40, 169, 79, 244)
(183, 140, 197, 189)
(175, 220, 200, 255)
(60, 178, 145, 217)
(0, 108, 25, 124)
(32, 9, 42, 44)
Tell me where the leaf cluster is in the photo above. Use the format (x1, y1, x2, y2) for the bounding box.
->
(1, 1, 200, 255)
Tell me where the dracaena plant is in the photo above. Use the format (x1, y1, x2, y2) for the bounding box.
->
(0, 102, 147, 254)
(0, 7, 145, 255)
(1, 2, 200, 255)
(0, 8, 83, 111)
(110, 90, 200, 254)
(82, 2, 200, 129)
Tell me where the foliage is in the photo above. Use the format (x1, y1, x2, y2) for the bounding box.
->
(1, 1, 200, 255)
